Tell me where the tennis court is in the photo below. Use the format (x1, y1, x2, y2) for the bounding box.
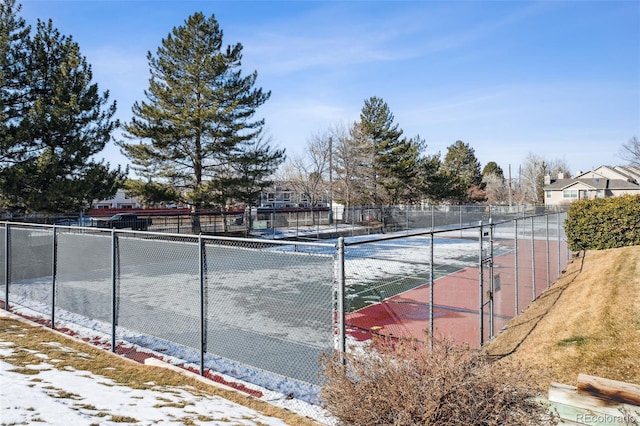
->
(1, 213, 568, 394)
(343, 225, 568, 348)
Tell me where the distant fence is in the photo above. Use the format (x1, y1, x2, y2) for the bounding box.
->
(2, 204, 565, 237)
(1, 210, 569, 407)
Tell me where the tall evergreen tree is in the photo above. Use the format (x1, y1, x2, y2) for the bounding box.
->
(441, 140, 482, 202)
(221, 131, 283, 210)
(390, 134, 423, 204)
(0, 12, 124, 213)
(416, 152, 453, 202)
(358, 96, 420, 205)
(0, 0, 29, 167)
(119, 12, 280, 231)
(482, 161, 504, 179)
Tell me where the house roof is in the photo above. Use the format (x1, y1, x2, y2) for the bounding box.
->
(544, 166, 640, 191)
(574, 165, 640, 183)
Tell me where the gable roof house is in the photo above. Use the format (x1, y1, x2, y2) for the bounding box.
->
(543, 166, 640, 207)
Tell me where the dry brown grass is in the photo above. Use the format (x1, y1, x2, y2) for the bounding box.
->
(486, 245, 640, 392)
(0, 313, 320, 426)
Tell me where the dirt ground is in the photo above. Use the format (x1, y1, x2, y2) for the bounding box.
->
(485, 245, 640, 392)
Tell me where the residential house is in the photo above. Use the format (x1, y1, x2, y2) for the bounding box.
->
(259, 183, 330, 208)
(93, 188, 141, 209)
(543, 166, 640, 207)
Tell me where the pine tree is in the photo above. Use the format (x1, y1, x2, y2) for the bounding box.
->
(482, 161, 504, 179)
(388, 134, 423, 204)
(358, 96, 422, 205)
(416, 152, 452, 202)
(358, 97, 398, 205)
(221, 131, 284, 210)
(120, 12, 280, 232)
(0, 0, 30, 167)
(0, 12, 124, 213)
(441, 140, 482, 203)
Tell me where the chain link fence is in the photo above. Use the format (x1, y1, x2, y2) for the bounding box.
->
(340, 212, 569, 349)
(1, 210, 570, 412)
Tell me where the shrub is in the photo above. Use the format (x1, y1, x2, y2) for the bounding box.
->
(320, 336, 554, 426)
(565, 194, 640, 251)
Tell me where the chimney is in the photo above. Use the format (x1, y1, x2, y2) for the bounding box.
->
(544, 174, 551, 185)
(557, 171, 564, 179)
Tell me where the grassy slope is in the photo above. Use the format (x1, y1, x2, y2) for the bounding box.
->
(485, 245, 640, 392)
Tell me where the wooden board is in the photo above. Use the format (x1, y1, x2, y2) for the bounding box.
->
(577, 374, 640, 406)
(548, 382, 640, 425)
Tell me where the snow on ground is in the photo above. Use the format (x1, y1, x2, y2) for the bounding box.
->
(0, 306, 336, 425)
(0, 309, 336, 425)
(0, 348, 288, 425)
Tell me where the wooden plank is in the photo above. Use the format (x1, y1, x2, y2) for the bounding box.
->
(548, 382, 639, 421)
(577, 374, 640, 406)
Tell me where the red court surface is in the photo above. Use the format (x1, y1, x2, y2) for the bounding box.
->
(345, 238, 569, 349)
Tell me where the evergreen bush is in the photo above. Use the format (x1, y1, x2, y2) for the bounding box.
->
(565, 194, 640, 251)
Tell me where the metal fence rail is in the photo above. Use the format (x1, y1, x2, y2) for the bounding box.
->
(1, 210, 570, 407)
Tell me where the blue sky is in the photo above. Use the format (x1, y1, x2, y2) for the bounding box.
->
(19, 0, 640, 176)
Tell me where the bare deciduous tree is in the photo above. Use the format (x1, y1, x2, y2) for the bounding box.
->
(517, 153, 571, 204)
(333, 122, 374, 207)
(483, 173, 511, 204)
(279, 131, 332, 208)
(619, 136, 640, 167)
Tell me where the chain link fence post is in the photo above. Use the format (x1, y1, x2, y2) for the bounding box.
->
(478, 221, 484, 347)
(51, 226, 57, 329)
(531, 215, 536, 299)
(557, 212, 562, 278)
(429, 232, 434, 351)
(111, 229, 118, 353)
(546, 214, 551, 288)
(431, 204, 434, 230)
(336, 237, 346, 363)
(4, 224, 9, 311)
(199, 233, 207, 376)
(514, 218, 519, 316)
(489, 218, 495, 340)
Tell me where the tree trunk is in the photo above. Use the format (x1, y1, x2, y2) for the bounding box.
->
(191, 206, 202, 234)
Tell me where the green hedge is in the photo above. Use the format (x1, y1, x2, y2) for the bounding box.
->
(565, 194, 640, 251)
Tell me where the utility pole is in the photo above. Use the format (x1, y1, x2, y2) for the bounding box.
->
(508, 164, 512, 207)
(329, 136, 333, 224)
